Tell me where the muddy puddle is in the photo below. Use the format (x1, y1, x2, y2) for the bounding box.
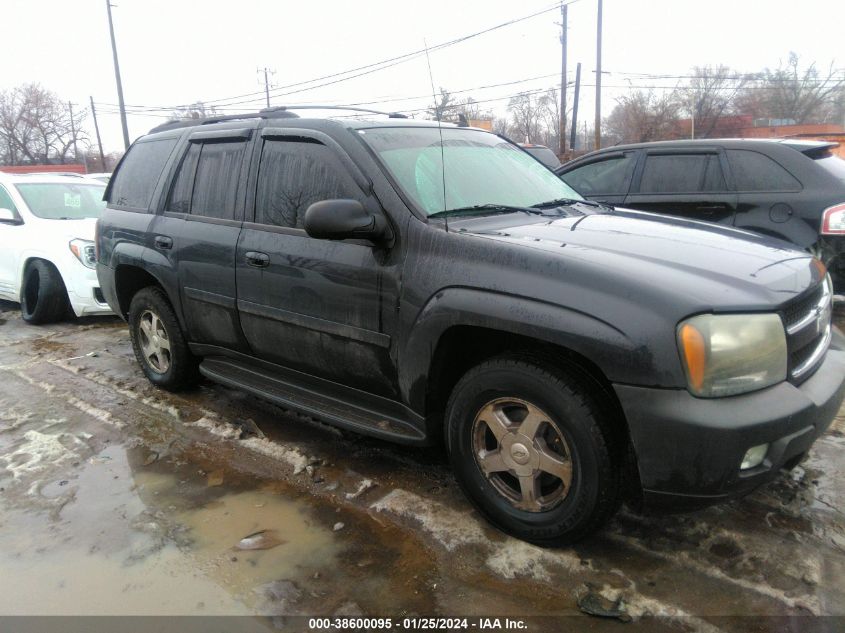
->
(0, 436, 437, 618)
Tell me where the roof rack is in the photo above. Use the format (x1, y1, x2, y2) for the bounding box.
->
(148, 104, 407, 134)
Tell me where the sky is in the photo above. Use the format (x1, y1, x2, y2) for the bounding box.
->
(2, 0, 844, 155)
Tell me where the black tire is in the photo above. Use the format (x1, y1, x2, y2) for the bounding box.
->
(20, 260, 70, 324)
(445, 356, 620, 546)
(128, 286, 198, 391)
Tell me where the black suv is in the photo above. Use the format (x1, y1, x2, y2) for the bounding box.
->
(97, 109, 845, 544)
(556, 139, 845, 288)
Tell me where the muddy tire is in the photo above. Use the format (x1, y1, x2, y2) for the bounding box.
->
(128, 286, 198, 391)
(20, 259, 70, 325)
(445, 356, 620, 546)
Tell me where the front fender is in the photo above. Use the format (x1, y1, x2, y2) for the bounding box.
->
(400, 287, 652, 412)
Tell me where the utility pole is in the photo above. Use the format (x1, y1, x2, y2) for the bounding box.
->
(68, 101, 79, 165)
(90, 96, 106, 170)
(258, 67, 275, 108)
(570, 62, 581, 151)
(559, 3, 567, 158)
(594, 0, 603, 150)
(690, 92, 696, 139)
(106, 0, 130, 150)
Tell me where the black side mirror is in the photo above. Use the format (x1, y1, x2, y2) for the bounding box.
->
(304, 199, 390, 242)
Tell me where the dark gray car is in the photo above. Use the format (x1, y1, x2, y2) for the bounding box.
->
(556, 139, 845, 288)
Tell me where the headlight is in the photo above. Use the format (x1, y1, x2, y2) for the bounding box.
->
(677, 313, 786, 397)
(69, 239, 96, 269)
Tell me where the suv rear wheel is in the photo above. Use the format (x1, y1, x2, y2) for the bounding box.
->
(445, 356, 619, 545)
(20, 260, 69, 324)
(128, 287, 198, 391)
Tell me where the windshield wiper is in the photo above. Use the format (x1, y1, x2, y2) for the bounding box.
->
(429, 204, 545, 219)
(531, 197, 605, 209)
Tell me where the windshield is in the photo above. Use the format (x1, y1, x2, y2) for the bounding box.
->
(360, 127, 582, 216)
(15, 182, 106, 220)
(813, 151, 845, 183)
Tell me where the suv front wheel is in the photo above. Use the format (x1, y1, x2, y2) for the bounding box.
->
(445, 356, 620, 545)
(128, 287, 198, 391)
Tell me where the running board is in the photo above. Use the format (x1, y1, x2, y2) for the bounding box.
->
(199, 356, 427, 445)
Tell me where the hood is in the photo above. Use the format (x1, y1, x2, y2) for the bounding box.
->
(452, 207, 822, 306)
(38, 216, 98, 242)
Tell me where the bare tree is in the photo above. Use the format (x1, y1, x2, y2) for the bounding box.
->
(538, 87, 562, 150)
(736, 53, 845, 124)
(604, 90, 682, 143)
(426, 87, 455, 122)
(680, 65, 755, 138)
(0, 83, 87, 166)
(507, 92, 545, 143)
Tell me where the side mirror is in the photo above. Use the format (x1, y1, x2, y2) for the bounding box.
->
(304, 199, 390, 242)
(0, 208, 20, 224)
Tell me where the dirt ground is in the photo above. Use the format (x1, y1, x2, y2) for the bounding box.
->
(0, 300, 843, 632)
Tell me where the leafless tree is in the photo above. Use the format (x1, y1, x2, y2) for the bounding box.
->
(427, 87, 455, 122)
(538, 87, 562, 150)
(0, 83, 87, 166)
(736, 53, 845, 124)
(680, 65, 755, 137)
(604, 90, 682, 143)
(507, 92, 545, 143)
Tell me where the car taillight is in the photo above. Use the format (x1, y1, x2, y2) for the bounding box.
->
(821, 203, 845, 235)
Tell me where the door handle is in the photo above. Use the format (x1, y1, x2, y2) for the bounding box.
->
(245, 251, 270, 268)
(154, 235, 173, 250)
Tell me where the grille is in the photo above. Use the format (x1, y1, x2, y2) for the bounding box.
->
(94, 288, 106, 304)
(781, 277, 833, 383)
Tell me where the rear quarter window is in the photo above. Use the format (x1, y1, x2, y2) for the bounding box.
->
(726, 149, 802, 191)
(107, 138, 178, 211)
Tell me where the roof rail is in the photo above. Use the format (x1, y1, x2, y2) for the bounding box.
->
(148, 104, 407, 134)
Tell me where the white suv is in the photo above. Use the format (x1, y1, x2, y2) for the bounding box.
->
(0, 173, 113, 323)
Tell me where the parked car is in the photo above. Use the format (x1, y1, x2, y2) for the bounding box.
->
(519, 143, 561, 169)
(556, 139, 845, 289)
(0, 173, 112, 323)
(85, 172, 112, 184)
(97, 109, 844, 544)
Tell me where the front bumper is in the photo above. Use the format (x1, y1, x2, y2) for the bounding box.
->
(66, 263, 112, 317)
(614, 337, 845, 510)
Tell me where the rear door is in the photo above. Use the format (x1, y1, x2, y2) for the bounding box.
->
(558, 151, 638, 205)
(624, 149, 737, 224)
(236, 128, 400, 397)
(165, 129, 253, 352)
(725, 148, 805, 240)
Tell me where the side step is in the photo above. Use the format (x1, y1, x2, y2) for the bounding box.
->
(199, 356, 427, 445)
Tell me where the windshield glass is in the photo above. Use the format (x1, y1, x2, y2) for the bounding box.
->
(360, 127, 582, 216)
(813, 151, 845, 183)
(15, 182, 106, 220)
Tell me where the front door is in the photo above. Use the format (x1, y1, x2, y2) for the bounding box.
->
(236, 130, 400, 397)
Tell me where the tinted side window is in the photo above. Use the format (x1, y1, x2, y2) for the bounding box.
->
(639, 154, 709, 193)
(190, 141, 247, 220)
(702, 155, 726, 191)
(108, 138, 177, 210)
(255, 139, 361, 229)
(563, 154, 635, 195)
(726, 150, 801, 191)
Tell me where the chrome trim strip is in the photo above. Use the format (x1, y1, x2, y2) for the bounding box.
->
(791, 325, 832, 379)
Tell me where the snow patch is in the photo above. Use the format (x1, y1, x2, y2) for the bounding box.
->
(370, 489, 486, 551)
(345, 478, 375, 499)
(186, 415, 241, 440)
(1, 430, 84, 479)
(485, 539, 585, 582)
(239, 436, 310, 474)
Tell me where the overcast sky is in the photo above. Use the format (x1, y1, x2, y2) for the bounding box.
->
(2, 0, 843, 155)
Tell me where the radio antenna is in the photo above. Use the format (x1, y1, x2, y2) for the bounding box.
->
(423, 38, 448, 229)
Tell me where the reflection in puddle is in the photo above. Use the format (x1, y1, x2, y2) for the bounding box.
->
(0, 443, 337, 616)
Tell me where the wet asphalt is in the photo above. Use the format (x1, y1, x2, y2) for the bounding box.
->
(0, 299, 843, 632)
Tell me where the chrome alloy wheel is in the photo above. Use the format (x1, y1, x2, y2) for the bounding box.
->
(138, 309, 171, 374)
(471, 397, 573, 512)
